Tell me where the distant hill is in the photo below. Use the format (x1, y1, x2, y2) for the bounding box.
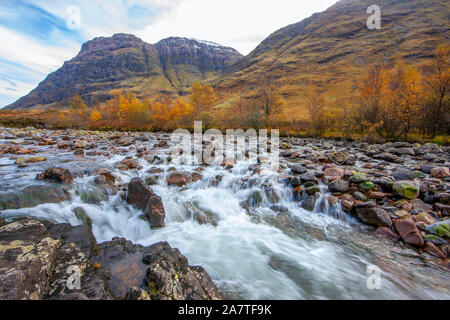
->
(215, 0, 449, 119)
(6, 0, 449, 118)
(6, 34, 242, 110)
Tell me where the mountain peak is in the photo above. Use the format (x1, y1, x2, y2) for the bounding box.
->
(78, 33, 149, 57)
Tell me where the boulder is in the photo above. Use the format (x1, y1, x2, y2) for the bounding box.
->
(167, 172, 189, 187)
(323, 167, 345, 180)
(141, 242, 223, 300)
(394, 218, 424, 247)
(392, 180, 420, 199)
(36, 168, 73, 184)
(356, 207, 392, 227)
(0, 185, 71, 210)
(328, 179, 350, 193)
(426, 220, 450, 238)
(375, 227, 400, 241)
(392, 168, 415, 181)
(0, 218, 112, 300)
(126, 178, 165, 228)
(431, 167, 450, 179)
(413, 212, 435, 226)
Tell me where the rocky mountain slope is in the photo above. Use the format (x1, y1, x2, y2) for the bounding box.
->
(216, 0, 450, 119)
(6, 34, 242, 110)
(6, 0, 449, 116)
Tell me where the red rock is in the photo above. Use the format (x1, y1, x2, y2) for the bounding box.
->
(36, 168, 73, 184)
(376, 227, 400, 242)
(425, 242, 446, 259)
(323, 167, 345, 180)
(431, 167, 450, 178)
(394, 218, 424, 247)
(167, 172, 189, 187)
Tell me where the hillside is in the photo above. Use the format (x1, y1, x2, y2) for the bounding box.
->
(216, 0, 450, 120)
(6, 34, 242, 110)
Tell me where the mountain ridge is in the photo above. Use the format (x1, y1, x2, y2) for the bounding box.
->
(6, 33, 242, 110)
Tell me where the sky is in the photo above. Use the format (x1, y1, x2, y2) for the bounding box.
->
(0, 0, 338, 108)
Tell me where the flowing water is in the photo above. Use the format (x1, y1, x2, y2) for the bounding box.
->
(1, 130, 449, 300)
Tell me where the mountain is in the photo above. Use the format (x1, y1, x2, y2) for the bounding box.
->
(216, 0, 449, 119)
(6, 34, 242, 110)
(6, 0, 449, 114)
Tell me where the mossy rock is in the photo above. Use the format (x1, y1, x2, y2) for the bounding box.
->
(424, 234, 446, 245)
(359, 182, 375, 191)
(426, 220, 450, 238)
(392, 181, 419, 199)
(73, 207, 92, 226)
(350, 172, 367, 184)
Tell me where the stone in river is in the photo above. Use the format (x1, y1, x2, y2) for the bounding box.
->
(394, 218, 424, 247)
(36, 168, 74, 184)
(356, 207, 392, 227)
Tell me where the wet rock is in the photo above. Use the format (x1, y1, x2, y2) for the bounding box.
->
(125, 287, 151, 300)
(424, 242, 446, 259)
(193, 209, 220, 227)
(424, 234, 447, 246)
(394, 219, 424, 247)
(392, 181, 420, 199)
(435, 203, 450, 216)
(359, 181, 375, 191)
(92, 169, 116, 187)
(375, 227, 400, 242)
(332, 152, 349, 164)
(433, 193, 450, 205)
(36, 168, 74, 184)
(426, 220, 450, 238)
(145, 175, 158, 186)
(248, 190, 264, 207)
(289, 164, 307, 174)
(349, 172, 367, 184)
(413, 212, 435, 226)
(190, 172, 203, 182)
(167, 172, 189, 187)
(0, 185, 71, 210)
(323, 167, 345, 180)
(373, 153, 403, 163)
(301, 194, 319, 211)
(305, 185, 320, 196)
(392, 168, 416, 181)
(356, 207, 392, 227)
(412, 199, 433, 213)
(126, 178, 165, 228)
(114, 158, 142, 171)
(127, 178, 152, 210)
(0, 218, 112, 300)
(431, 167, 450, 179)
(79, 185, 107, 205)
(328, 179, 350, 193)
(73, 207, 92, 226)
(141, 242, 223, 300)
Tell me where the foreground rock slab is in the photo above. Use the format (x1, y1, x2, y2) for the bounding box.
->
(0, 218, 222, 300)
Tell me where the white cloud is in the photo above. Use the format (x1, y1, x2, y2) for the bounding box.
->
(0, 26, 80, 75)
(0, 78, 35, 99)
(136, 0, 337, 54)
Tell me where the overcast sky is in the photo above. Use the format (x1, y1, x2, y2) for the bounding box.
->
(0, 0, 338, 107)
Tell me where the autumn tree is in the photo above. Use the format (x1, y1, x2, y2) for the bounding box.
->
(356, 64, 389, 134)
(307, 91, 330, 136)
(229, 97, 262, 129)
(189, 82, 218, 127)
(422, 44, 450, 136)
(90, 110, 102, 125)
(255, 76, 285, 126)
